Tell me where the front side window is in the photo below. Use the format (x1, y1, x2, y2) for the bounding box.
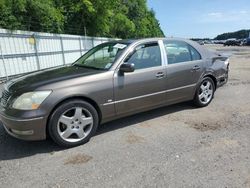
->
(125, 43, 162, 70)
(74, 42, 128, 70)
(164, 41, 201, 64)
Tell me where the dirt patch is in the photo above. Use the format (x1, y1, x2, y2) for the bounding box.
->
(140, 121, 152, 128)
(227, 81, 250, 86)
(198, 138, 240, 153)
(243, 176, 250, 187)
(190, 122, 222, 131)
(234, 52, 250, 56)
(64, 154, 93, 165)
(242, 55, 250, 59)
(208, 138, 240, 150)
(229, 78, 240, 81)
(126, 132, 145, 144)
(235, 67, 250, 71)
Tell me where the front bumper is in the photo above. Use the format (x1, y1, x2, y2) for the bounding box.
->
(0, 113, 47, 141)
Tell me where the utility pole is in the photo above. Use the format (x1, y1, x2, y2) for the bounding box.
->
(84, 26, 87, 50)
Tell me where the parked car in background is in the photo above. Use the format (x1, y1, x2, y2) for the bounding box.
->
(245, 38, 250, 46)
(213, 40, 226, 45)
(224, 38, 241, 46)
(0, 38, 230, 147)
(241, 39, 246, 46)
(197, 40, 205, 45)
(204, 40, 213, 44)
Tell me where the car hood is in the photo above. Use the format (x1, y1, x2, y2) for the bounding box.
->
(5, 65, 104, 93)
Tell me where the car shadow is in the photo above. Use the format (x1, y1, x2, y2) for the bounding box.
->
(96, 102, 195, 135)
(0, 102, 195, 160)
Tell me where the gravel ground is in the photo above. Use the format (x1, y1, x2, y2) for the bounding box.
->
(0, 45, 250, 188)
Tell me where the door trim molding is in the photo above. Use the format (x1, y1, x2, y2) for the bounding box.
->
(102, 83, 196, 106)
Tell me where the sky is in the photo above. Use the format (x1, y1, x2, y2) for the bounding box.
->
(147, 0, 250, 38)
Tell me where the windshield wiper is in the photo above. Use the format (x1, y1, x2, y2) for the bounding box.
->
(73, 64, 105, 70)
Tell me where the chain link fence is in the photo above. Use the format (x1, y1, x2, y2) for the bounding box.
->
(0, 29, 115, 82)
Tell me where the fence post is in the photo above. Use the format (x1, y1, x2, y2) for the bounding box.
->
(60, 36, 66, 65)
(33, 34, 40, 70)
(92, 37, 95, 48)
(92, 37, 95, 59)
(84, 35, 87, 51)
(0, 44, 9, 80)
(79, 37, 83, 56)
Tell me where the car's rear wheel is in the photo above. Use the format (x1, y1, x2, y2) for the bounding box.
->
(48, 100, 99, 147)
(194, 77, 215, 107)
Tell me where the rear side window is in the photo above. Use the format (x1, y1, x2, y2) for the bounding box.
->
(164, 40, 201, 64)
(189, 45, 201, 60)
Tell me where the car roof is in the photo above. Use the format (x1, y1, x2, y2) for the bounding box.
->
(109, 38, 215, 59)
(115, 39, 138, 44)
(115, 37, 196, 44)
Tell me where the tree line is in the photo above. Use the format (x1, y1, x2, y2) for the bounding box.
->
(214, 29, 250, 40)
(0, 0, 164, 38)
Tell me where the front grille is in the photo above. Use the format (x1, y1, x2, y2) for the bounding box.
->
(0, 90, 11, 107)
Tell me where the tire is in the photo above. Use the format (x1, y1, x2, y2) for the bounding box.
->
(48, 99, 99, 147)
(193, 77, 215, 107)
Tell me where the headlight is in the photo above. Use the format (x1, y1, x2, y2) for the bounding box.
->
(12, 91, 52, 110)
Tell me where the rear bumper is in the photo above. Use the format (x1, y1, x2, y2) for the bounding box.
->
(217, 64, 229, 87)
(217, 72, 228, 87)
(0, 113, 46, 141)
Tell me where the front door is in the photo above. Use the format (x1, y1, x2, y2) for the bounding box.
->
(113, 41, 167, 116)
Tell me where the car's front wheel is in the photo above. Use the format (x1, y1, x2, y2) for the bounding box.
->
(48, 99, 99, 147)
(194, 77, 215, 107)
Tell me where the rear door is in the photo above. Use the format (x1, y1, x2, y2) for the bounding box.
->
(113, 41, 167, 115)
(163, 40, 204, 103)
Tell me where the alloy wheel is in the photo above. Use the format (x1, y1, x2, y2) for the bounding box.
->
(198, 80, 213, 105)
(57, 107, 93, 143)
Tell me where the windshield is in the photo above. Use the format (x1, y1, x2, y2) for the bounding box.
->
(74, 42, 128, 70)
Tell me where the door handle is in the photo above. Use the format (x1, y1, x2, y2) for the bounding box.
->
(192, 65, 201, 71)
(155, 72, 165, 79)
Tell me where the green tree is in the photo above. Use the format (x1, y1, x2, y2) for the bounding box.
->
(0, 0, 64, 33)
(0, 0, 165, 38)
(0, 0, 21, 30)
(124, 0, 164, 38)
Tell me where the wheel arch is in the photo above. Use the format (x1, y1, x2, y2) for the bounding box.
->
(203, 74, 217, 90)
(46, 95, 102, 137)
(193, 73, 217, 99)
(193, 74, 217, 107)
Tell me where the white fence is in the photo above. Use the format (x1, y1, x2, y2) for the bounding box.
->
(0, 29, 115, 81)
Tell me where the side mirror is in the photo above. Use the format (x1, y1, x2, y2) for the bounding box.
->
(119, 63, 135, 73)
